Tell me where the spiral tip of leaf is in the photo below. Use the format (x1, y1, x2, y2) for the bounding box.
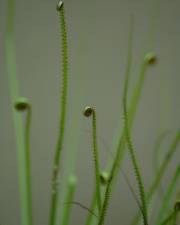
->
(14, 97, 30, 111)
(83, 106, 93, 117)
(56, 1, 64, 11)
(100, 171, 110, 185)
(174, 200, 180, 212)
(144, 52, 157, 65)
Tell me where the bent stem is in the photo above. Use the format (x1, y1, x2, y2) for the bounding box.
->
(49, 2, 69, 225)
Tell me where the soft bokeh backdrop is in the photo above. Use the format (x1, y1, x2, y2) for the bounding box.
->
(0, 0, 179, 225)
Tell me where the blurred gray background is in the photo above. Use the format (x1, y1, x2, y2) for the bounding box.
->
(0, 0, 179, 225)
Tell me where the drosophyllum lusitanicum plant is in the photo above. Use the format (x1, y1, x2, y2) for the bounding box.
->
(5, 0, 180, 225)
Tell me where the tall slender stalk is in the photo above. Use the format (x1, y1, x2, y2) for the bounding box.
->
(49, 2, 69, 225)
(5, 1, 33, 225)
(122, 20, 148, 225)
(84, 106, 102, 215)
(97, 20, 156, 225)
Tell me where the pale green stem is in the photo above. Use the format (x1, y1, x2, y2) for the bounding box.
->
(61, 175, 77, 225)
(5, 1, 33, 225)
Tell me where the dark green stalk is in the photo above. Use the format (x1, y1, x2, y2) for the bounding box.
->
(84, 106, 102, 215)
(49, 2, 69, 225)
(61, 175, 77, 225)
(131, 130, 180, 225)
(6, 1, 33, 225)
(156, 165, 180, 224)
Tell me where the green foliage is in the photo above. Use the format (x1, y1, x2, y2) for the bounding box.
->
(5, 1, 179, 225)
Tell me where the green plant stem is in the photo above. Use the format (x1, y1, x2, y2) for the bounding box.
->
(131, 130, 180, 225)
(61, 175, 77, 225)
(49, 3, 69, 225)
(156, 165, 180, 224)
(25, 107, 33, 225)
(97, 57, 150, 225)
(122, 20, 148, 225)
(91, 109, 102, 215)
(5, 1, 32, 225)
(97, 19, 135, 225)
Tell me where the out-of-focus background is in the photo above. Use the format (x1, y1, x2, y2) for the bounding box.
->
(0, 0, 179, 225)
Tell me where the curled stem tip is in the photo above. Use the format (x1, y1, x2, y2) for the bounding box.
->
(56, 1, 64, 11)
(144, 52, 157, 65)
(100, 171, 110, 186)
(14, 97, 30, 111)
(83, 106, 94, 117)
